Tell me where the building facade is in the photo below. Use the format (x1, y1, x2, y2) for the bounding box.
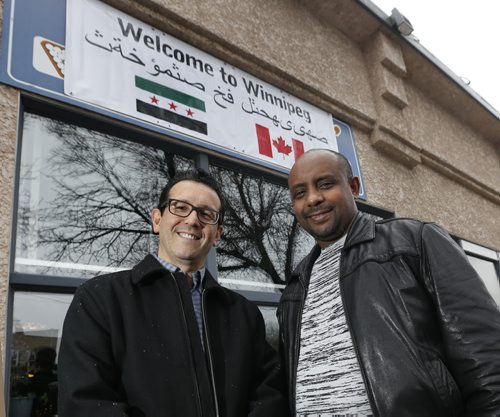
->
(0, 0, 499, 414)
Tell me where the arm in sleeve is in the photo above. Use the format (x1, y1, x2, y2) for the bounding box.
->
(58, 283, 132, 417)
(247, 308, 289, 417)
(421, 223, 500, 415)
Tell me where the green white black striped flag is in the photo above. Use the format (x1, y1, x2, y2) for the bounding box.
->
(135, 75, 207, 135)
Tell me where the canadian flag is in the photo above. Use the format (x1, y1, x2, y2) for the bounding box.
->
(255, 124, 304, 160)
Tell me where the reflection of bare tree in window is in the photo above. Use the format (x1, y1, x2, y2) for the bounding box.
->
(33, 119, 191, 267)
(17, 166, 36, 255)
(21, 113, 308, 284)
(211, 168, 304, 286)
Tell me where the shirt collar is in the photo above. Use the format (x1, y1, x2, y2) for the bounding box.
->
(320, 234, 347, 252)
(153, 254, 206, 286)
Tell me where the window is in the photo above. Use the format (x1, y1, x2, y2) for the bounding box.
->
(15, 112, 193, 278)
(461, 240, 500, 308)
(258, 306, 280, 351)
(9, 292, 72, 417)
(210, 164, 314, 294)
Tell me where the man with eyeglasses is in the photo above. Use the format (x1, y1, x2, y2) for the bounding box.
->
(59, 169, 287, 417)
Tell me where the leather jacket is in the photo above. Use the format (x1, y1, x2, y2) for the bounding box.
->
(277, 212, 500, 416)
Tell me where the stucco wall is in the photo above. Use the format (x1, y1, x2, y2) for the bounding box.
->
(0, 83, 17, 360)
(405, 84, 499, 192)
(355, 125, 499, 246)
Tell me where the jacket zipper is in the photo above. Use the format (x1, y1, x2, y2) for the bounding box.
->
(170, 272, 204, 417)
(292, 277, 306, 415)
(338, 250, 378, 417)
(202, 288, 220, 417)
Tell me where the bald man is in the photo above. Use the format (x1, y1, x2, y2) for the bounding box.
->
(278, 149, 500, 417)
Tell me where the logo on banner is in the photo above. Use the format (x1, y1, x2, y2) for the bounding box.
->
(33, 36, 65, 79)
(255, 124, 304, 161)
(134, 76, 207, 135)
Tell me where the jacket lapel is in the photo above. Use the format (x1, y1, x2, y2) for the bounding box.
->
(344, 212, 375, 249)
(130, 254, 166, 285)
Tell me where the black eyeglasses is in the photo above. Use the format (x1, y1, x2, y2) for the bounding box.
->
(163, 199, 220, 225)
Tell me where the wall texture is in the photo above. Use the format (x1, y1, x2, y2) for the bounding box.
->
(0, 83, 17, 358)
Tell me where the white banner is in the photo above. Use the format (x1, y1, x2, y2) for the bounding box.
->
(65, 0, 338, 169)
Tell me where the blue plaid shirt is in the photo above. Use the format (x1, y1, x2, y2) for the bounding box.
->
(154, 255, 205, 346)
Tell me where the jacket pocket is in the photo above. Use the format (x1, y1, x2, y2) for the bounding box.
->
(424, 355, 463, 416)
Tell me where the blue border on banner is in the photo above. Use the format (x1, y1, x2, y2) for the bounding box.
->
(333, 117, 367, 200)
(0, 0, 366, 199)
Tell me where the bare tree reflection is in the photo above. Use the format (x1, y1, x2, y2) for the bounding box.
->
(211, 168, 300, 286)
(21, 114, 307, 285)
(33, 119, 191, 268)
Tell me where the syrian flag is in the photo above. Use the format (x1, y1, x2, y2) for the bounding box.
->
(135, 76, 208, 135)
(255, 124, 304, 160)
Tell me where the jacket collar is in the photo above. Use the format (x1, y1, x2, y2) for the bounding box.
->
(131, 254, 167, 284)
(344, 211, 375, 249)
(288, 244, 321, 286)
(288, 212, 376, 285)
(131, 254, 231, 303)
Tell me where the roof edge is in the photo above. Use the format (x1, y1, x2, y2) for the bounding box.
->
(356, 0, 500, 121)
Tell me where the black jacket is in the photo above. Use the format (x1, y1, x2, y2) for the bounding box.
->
(59, 254, 287, 417)
(278, 213, 500, 416)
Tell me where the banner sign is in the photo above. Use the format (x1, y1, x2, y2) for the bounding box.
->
(0, 0, 366, 198)
(64, 0, 337, 170)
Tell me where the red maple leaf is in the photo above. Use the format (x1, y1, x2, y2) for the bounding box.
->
(272, 136, 292, 156)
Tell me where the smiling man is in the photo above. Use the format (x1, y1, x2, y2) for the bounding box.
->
(279, 149, 500, 417)
(59, 169, 287, 417)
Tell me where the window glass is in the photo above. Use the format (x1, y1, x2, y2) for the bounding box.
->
(210, 165, 314, 293)
(16, 113, 193, 278)
(467, 255, 500, 308)
(258, 305, 279, 351)
(9, 291, 72, 417)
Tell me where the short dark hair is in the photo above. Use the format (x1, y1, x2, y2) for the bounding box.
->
(157, 169, 226, 224)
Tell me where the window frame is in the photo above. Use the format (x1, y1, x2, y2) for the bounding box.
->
(459, 238, 500, 304)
